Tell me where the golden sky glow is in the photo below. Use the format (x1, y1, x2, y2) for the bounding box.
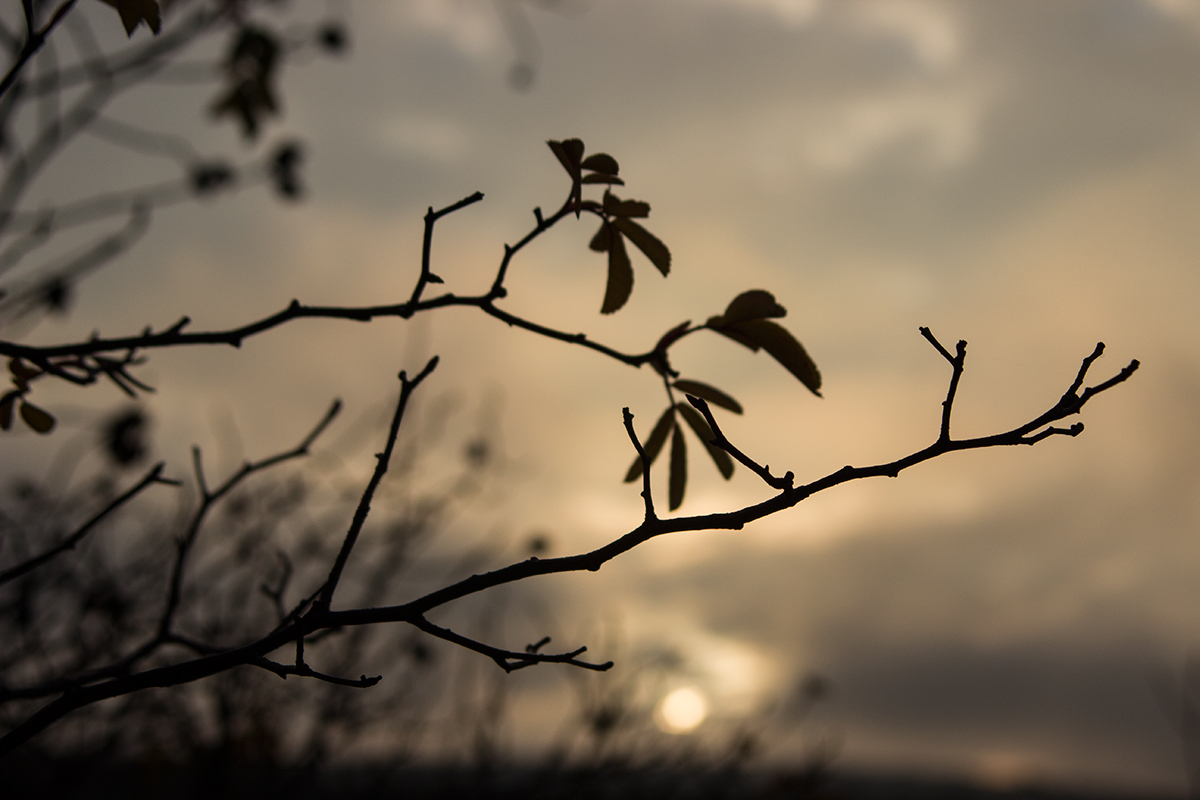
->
(8, 0, 1200, 793)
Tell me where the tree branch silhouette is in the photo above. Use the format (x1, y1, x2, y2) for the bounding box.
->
(0, 137, 1139, 760)
(0, 461, 177, 586)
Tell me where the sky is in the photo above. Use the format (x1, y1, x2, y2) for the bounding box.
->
(6, 0, 1200, 793)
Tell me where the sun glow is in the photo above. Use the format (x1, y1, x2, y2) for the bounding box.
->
(655, 687, 710, 734)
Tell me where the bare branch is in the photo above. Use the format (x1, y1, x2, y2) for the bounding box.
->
(410, 191, 484, 306)
(0, 0, 77, 100)
(316, 359, 438, 612)
(0, 461, 176, 585)
(251, 657, 382, 688)
(409, 616, 612, 673)
(622, 407, 657, 522)
(0, 337, 1136, 756)
(919, 326, 967, 442)
(685, 395, 792, 490)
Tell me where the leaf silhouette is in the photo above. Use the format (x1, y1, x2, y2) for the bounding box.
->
(210, 28, 282, 139)
(0, 394, 13, 431)
(547, 139, 585, 216)
(676, 402, 734, 479)
(708, 322, 760, 351)
(98, 0, 162, 36)
(581, 153, 622, 185)
(589, 222, 612, 253)
(612, 217, 670, 277)
(669, 421, 687, 511)
(9, 359, 40, 381)
(270, 142, 304, 199)
(625, 406, 677, 482)
(722, 290, 787, 325)
(547, 138, 584, 176)
(673, 379, 743, 414)
(581, 173, 624, 185)
(602, 192, 650, 218)
(601, 227, 633, 314)
(654, 320, 692, 353)
(581, 153, 619, 174)
(19, 401, 55, 434)
(730, 319, 822, 396)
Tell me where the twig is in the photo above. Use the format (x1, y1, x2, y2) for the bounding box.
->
(156, 399, 341, 639)
(622, 408, 657, 522)
(409, 616, 611, 673)
(250, 657, 382, 688)
(685, 395, 792, 490)
(315, 358, 438, 613)
(409, 192, 484, 306)
(0, 401, 342, 706)
(0, 0, 77, 100)
(919, 326, 966, 442)
(0, 337, 1136, 756)
(0, 462, 176, 585)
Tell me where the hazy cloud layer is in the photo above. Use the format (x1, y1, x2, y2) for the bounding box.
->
(9, 0, 1200, 792)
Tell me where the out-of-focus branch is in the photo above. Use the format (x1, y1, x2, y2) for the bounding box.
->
(0, 336, 1137, 756)
(0, 400, 340, 706)
(0, 0, 78, 101)
(0, 461, 176, 585)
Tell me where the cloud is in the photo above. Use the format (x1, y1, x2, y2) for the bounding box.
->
(378, 115, 473, 164)
(850, 0, 963, 69)
(699, 0, 823, 27)
(748, 85, 988, 180)
(390, 0, 505, 59)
